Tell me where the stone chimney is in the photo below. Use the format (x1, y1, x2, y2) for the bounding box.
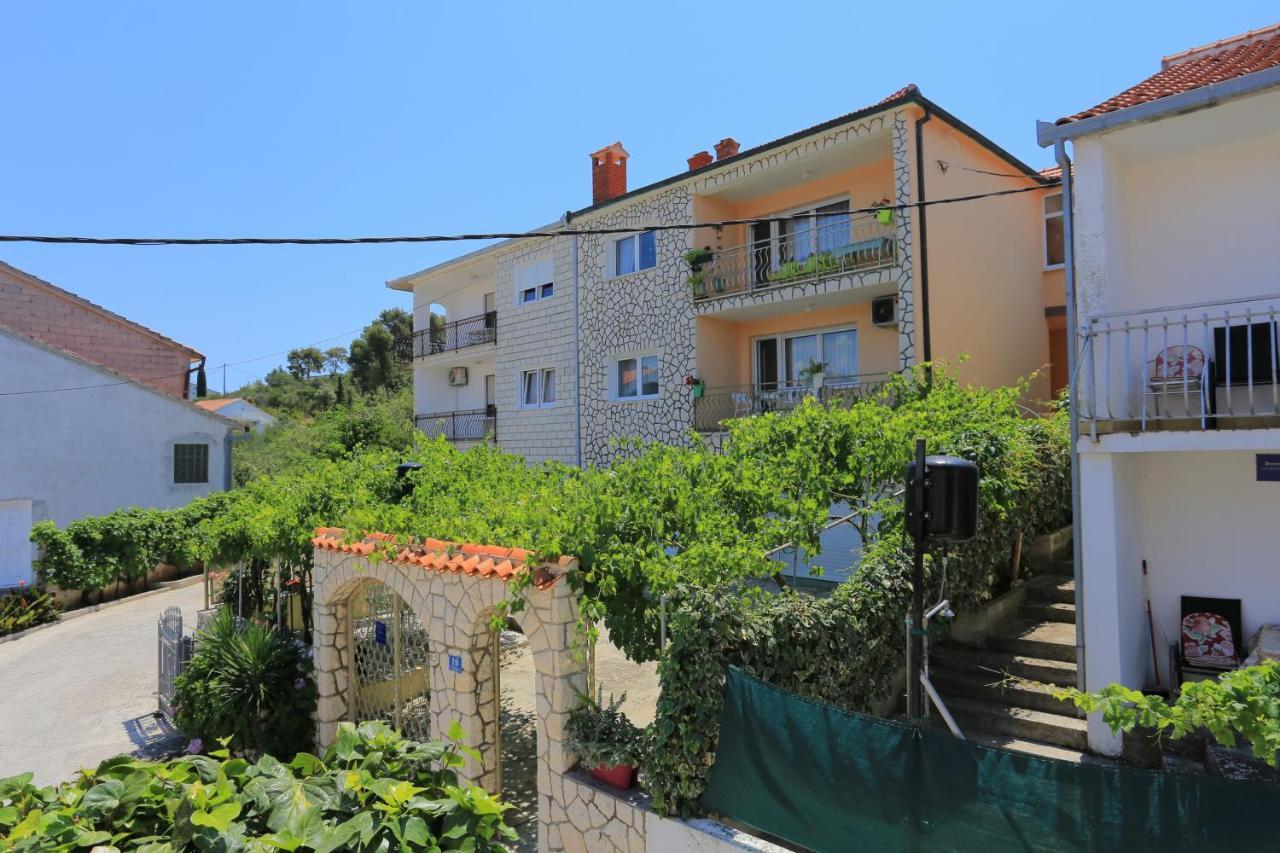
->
(714, 138, 740, 160)
(687, 150, 713, 171)
(590, 142, 629, 204)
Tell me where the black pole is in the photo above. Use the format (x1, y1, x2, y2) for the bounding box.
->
(909, 438, 927, 721)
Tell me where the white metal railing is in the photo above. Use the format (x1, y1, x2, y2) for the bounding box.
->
(690, 212, 896, 301)
(1080, 294, 1280, 430)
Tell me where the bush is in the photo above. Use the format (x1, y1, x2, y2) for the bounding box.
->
(0, 720, 515, 851)
(0, 588, 60, 638)
(173, 610, 317, 758)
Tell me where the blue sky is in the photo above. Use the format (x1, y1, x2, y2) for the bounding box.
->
(2, 2, 1274, 386)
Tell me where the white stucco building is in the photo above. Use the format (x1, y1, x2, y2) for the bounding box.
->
(1039, 24, 1280, 754)
(195, 396, 278, 433)
(0, 325, 233, 589)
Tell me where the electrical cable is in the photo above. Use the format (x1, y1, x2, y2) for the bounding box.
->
(935, 160, 1054, 181)
(0, 182, 1061, 248)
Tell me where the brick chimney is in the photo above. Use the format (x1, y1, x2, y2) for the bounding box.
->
(590, 142, 629, 204)
(687, 150, 713, 171)
(714, 137, 740, 160)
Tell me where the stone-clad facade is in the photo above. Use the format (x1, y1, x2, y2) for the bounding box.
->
(572, 185, 697, 467)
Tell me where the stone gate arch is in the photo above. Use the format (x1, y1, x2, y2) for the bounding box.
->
(310, 529, 586, 848)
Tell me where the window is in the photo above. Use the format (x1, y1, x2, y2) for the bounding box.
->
(520, 368, 556, 408)
(516, 259, 554, 305)
(613, 354, 660, 400)
(1044, 194, 1064, 269)
(173, 443, 209, 484)
(751, 198, 851, 282)
(612, 231, 657, 276)
(754, 327, 858, 387)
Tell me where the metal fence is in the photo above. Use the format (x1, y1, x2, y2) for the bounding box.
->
(692, 212, 895, 301)
(694, 373, 894, 432)
(412, 312, 497, 358)
(157, 607, 194, 718)
(1080, 294, 1280, 430)
(414, 407, 497, 441)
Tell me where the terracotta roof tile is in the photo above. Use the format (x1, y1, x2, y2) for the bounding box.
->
(310, 528, 567, 585)
(1059, 24, 1280, 124)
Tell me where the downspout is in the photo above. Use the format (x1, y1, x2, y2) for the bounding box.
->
(1055, 141, 1086, 692)
(223, 428, 234, 491)
(567, 213, 584, 468)
(913, 106, 933, 367)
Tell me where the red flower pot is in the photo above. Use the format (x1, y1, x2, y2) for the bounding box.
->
(589, 763, 636, 790)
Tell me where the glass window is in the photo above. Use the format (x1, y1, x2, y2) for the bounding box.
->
(784, 335, 819, 385)
(521, 369, 555, 407)
(822, 329, 858, 379)
(615, 235, 637, 276)
(816, 200, 851, 254)
(522, 370, 539, 406)
(615, 354, 658, 399)
(540, 282, 554, 299)
(638, 231, 657, 270)
(541, 368, 556, 403)
(617, 357, 637, 397)
(640, 354, 659, 396)
(1044, 194, 1064, 268)
(174, 443, 209, 484)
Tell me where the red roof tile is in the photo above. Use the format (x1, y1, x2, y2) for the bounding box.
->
(310, 528, 565, 585)
(1059, 24, 1280, 124)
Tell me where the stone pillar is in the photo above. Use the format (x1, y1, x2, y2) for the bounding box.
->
(313, 597, 350, 749)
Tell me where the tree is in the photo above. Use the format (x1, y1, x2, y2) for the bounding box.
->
(286, 347, 325, 380)
(348, 322, 402, 394)
(323, 346, 348, 375)
(376, 308, 414, 365)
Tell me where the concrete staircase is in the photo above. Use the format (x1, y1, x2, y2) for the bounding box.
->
(931, 565, 1094, 762)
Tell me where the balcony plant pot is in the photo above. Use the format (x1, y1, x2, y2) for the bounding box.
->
(875, 208, 893, 225)
(712, 278, 727, 294)
(691, 380, 705, 399)
(589, 763, 636, 790)
(689, 273, 707, 298)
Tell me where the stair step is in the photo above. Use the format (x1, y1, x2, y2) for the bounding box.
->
(1018, 602, 1077, 624)
(962, 730, 1108, 765)
(931, 669, 1083, 717)
(945, 697, 1088, 751)
(989, 619, 1077, 662)
(931, 645, 1078, 687)
(1024, 574, 1075, 605)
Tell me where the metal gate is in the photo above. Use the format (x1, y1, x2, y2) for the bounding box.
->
(157, 606, 192, 717)
(349, 582, 432, 740)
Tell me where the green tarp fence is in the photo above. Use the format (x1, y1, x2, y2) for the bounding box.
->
(702, 666, 1280, 852)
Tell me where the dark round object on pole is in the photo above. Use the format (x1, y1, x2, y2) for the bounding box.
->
(905, 454, 979, 543)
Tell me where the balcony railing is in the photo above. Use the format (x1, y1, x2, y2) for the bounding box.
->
(413, 312, 497, 358)
(690, 212, 896, 302)
(414, 407, 496, 441)
(1080, 294, 1280, 431)
(694, 373, 894, 432)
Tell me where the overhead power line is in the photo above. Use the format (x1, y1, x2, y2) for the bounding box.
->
(0, 182, 1060, 248)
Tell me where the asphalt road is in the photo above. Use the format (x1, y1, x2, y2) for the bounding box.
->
(0, 581, 205, 786)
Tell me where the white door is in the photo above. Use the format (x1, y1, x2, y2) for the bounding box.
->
(0, 500, 34, 588)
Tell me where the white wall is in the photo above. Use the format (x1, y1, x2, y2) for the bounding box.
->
(214, 399, 276, 432)
(0, 331, 230, 584)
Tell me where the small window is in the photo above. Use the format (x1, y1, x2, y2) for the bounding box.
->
(540, 282, 554, 299)
(521, 287, 539, 304)
(613, 231, 657, 277)
(614, 354, 660, 400)
(1044, 194, 1064, 269)
(174, 443, 209, 484)
(516, 259, 555, 305)
(520, 368, 556, 408)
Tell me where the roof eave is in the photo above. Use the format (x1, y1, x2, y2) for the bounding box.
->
(1038, 64, 1280, 147)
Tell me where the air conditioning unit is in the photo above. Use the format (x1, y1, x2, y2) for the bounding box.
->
(448, 367, 469, 387)
(872, 296, 898, 329)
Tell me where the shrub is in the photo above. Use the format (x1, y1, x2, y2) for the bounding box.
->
(566, 689, 644, 770)
(0, 720, 515, 850)
(0, 588, 60, 638)
(173, 610, 317, 758)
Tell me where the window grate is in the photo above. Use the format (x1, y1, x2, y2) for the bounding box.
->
(174, 443, 209, 484)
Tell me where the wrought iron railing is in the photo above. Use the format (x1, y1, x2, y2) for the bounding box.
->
(690, 212, 896, 301)
(1080, 294, 1280, 431)
(413, 311, 497, 358)
(694, 373, 894, 432)
(414, 407, 497, 441)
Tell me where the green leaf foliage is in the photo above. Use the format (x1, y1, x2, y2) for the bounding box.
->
(0, 721, 514, 851)
(0, 588, 60, 638)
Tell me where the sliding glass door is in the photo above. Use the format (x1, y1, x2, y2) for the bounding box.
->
(754, 326, 859, 388)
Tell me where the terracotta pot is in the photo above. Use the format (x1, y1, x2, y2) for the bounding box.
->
(589, 763, 636, 790)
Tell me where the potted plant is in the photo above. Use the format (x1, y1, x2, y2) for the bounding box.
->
(683, 247, 714, 273)
(688, 271, 707, 298)
(872, 197, 894, 225)
(685, 375, 705, 399)
(799, 360, 827, 389)
(567, 689, 643, 790)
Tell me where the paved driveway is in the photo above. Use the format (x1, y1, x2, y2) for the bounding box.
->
(0, 582, 205, 786)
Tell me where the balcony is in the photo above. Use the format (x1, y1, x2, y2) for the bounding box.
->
(690, 211, 895, 303)
(412, 312, 497, 359)
(414, 407, 496, 442)
(1080, 294, 1280, 433)
(693, 373, 894, 432)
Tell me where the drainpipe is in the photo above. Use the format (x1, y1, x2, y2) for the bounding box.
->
(1055, 140, 1086, 692)
(223, 429, 234, 491)
(567, 213, 584, 468)
(913, 106, 933, 367)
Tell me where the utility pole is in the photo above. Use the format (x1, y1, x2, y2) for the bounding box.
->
(222, 363, 227, 395)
